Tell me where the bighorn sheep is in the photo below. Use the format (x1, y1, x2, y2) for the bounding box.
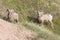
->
(6, 9, 19, 22)
(38, 11, 53, 28)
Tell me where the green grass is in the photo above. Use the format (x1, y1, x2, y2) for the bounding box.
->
(20, 22, 60, 40)
(0, 0, 60, 22)
(21, 22, 47, 38)
(53, 18, 60, 35)
(42, 18, 60, 35)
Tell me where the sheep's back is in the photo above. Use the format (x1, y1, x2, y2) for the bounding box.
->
(39, 14, 53, 21)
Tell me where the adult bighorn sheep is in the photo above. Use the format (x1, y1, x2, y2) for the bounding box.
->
(37, 11, 53, 29)
(6, 9, 19, 22)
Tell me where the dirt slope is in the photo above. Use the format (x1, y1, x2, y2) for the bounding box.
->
(0, 19, 37, 40)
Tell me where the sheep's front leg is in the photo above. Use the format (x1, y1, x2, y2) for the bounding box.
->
(50, 21, 54, 29)
(41, 20, 44, 27)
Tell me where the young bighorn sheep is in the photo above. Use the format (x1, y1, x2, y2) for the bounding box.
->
(6, 9, 19, 22)
(38, 11, 53, 29)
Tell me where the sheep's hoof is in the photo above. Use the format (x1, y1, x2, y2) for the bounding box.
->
(52, 27, 54, 29)
(41, 25, 44, 27)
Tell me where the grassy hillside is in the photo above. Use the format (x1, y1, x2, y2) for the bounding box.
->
(0, 0, 38, 22)
(0, 0, 60, 21)
(0, 0, 60, 40)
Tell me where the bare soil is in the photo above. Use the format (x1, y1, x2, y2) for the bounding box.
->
(0, 19, 37, 40)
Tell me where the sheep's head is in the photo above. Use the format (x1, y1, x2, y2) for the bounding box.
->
(38, 11, 44, 17)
